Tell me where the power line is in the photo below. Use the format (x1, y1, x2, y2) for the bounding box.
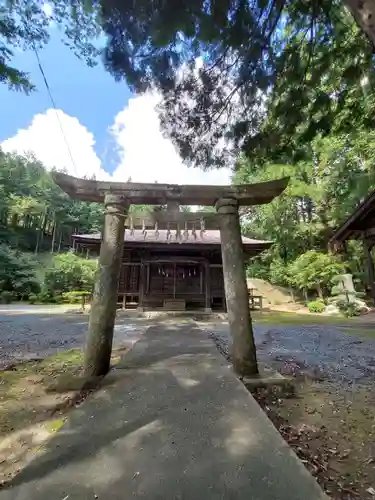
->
(32, 42, 78, 174)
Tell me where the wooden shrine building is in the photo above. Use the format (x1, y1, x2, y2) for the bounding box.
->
(329, 188, 375, 303)
(72, 229, 272, 312)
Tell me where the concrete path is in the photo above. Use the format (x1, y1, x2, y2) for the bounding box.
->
(0, 321, 326, 500)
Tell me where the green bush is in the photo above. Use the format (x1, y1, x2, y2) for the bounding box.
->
(307, 300, 325, 313)
(37, 291, 54, 303)
(28, 293, 38, 304)
(335, 300, 361, 317)
(62, 290, 91, 304)
(54, 294, 64, 304)
(287, 251, 346, 297)
(28, 291, 64, 305)
(0, 244, 40, 299)
(0, 291, 14, 304)
(44, 252, 97, 295)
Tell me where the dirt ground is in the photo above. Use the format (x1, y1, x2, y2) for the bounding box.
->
(0, 348, 126, 485)
(251, 370, 375, 500)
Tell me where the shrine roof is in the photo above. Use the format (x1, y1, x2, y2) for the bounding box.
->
(329, 189, 375, 247)
(73, 230, 272, 249)
(52, 172, 289, 206)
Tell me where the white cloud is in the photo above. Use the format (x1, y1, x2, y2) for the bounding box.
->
(42, 2, 53, 18)
(111, 93, 232, 185)
(1, 109, 110, 180)
(1, 93, 232, 186)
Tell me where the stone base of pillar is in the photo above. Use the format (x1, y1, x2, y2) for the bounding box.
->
(136, 306, 145, 312)
(204, 308, 212, 313)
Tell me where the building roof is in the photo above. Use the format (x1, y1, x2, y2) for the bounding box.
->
(329, 189, 375, 247)
(73, 230, 272, 250)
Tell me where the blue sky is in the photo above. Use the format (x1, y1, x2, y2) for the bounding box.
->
(0, 31, 231, 185)
(0, 32, 131, 175)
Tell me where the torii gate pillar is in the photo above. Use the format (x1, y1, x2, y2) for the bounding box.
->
(216, 198, 258, 376)
(84, 194, 129, 377)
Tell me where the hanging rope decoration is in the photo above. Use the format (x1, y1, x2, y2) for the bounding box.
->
(166, 222, 171, 242)
(124, 212, 212, 242)
(176, 223, 181, 241)
(200, 217, 205, 237)
(192, 223, 197, 240)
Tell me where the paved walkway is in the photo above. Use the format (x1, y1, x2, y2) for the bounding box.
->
(1, 321, 326, 500)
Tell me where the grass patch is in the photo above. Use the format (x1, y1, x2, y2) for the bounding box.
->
(0, 349, 84, 437)
(341, 327, 375, 338)
(1, 349, 84, 389)
(0, 346, 128, 483)
(250, 311, 375, 338)
(43, 417, 66, 434)
(252, 310, 349, 326)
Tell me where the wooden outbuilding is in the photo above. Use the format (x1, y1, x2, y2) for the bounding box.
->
(329, 188, 375, 302)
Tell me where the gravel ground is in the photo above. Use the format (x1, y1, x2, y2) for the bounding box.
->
(0, 306, 148, 368)
(198, 322, 375, 386)
(2, 306, 375, 386)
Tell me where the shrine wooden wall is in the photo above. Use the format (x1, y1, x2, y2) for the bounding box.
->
(117, 248, 226, 310)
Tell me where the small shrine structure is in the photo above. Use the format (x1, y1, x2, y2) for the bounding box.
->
(53, 172, 289, 378)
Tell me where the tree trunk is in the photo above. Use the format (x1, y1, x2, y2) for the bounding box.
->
(289, 285, 295, 302)
(11, 213, 18, 227)
(42, 214, 48, 234)
(58, 231, 63, 253)
(35, 212, 46, 254)
(51, 220, 57, 253)
(364, 240, 375, 305)
(0, 208, 7, 225)
(35, 231, 40, 255)
(345, 0, 375, 47)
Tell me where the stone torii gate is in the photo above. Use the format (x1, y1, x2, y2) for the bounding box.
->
(52, 172, 288, 378)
